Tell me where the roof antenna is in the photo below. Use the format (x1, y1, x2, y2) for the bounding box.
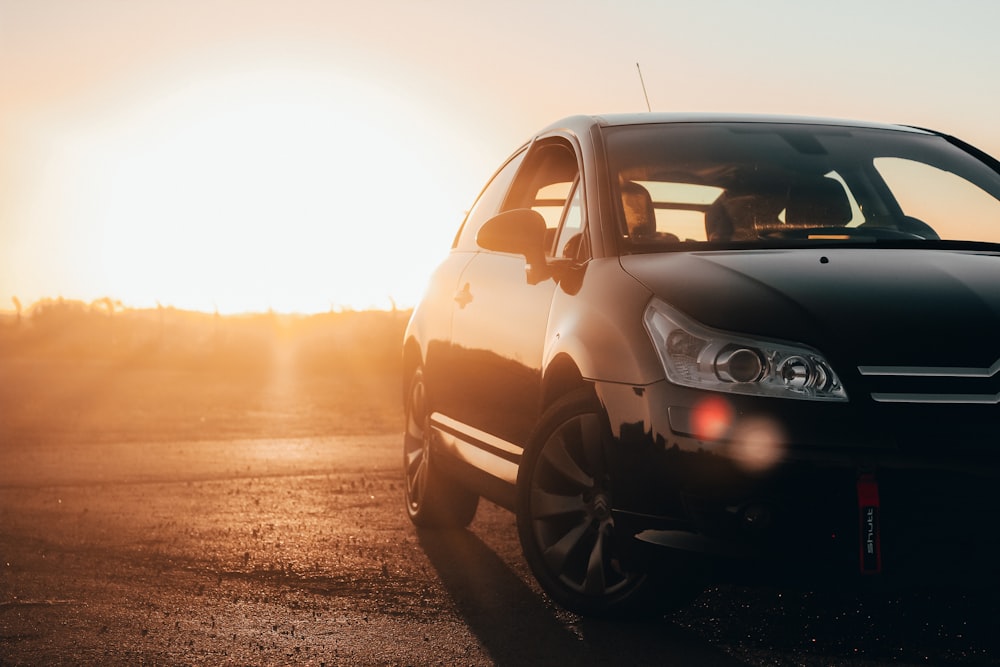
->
(636, 62, 651, 112)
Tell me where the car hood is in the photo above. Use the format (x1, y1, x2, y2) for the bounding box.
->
(621, 248, 1000, 369)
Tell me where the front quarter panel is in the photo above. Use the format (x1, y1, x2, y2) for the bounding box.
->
(543, 258, 662, 388)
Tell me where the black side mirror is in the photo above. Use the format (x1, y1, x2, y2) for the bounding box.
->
(476, 209, 547, 271)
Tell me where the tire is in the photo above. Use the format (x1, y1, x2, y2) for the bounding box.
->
(516, 389, 650, 615)
(517, 388, 699, 617)
(403, 368, 478, 528)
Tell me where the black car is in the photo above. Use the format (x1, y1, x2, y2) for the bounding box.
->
(402, 113, 1000, 616)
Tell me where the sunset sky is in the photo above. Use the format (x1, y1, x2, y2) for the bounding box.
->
(3, 1, 1000, 314)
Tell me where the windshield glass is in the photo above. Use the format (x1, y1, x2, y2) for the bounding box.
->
(604, 122, 1000, 249)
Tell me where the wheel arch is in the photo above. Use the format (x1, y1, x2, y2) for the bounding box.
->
(540, 353, 592, 413)
(402, 336, 423, 402)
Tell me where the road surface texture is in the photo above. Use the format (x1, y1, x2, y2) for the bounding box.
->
(2, 352, 999, 666)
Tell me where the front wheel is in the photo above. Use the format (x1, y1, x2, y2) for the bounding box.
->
(516, 389, 654, 616)
(403, 368, 478, 528)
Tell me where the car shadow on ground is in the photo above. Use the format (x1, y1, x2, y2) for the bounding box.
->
(416, 527, 746, 667)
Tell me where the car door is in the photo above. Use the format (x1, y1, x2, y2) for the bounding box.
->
(446, 138, 584, 450)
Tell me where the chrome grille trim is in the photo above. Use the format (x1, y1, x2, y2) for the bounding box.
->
(861, 358, 1000, 403)
(871, 392, 1000, 405)
(858, 358, 1000, 378)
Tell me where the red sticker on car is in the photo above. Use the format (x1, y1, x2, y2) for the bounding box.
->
(857, 473, 882, 575)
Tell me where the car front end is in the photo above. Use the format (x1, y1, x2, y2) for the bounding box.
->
(601, 245, 1000, 587)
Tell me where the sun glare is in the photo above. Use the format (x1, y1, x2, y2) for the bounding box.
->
(25, 65, 458, 314)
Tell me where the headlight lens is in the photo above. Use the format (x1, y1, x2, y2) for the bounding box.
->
(643, 299, 848, 401)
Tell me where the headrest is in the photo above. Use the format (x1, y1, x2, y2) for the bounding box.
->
(621, 181, 656, 236)
(706, 191, 784, 241)
(705, 199, 734, 241)
(784, 177, 852, 227)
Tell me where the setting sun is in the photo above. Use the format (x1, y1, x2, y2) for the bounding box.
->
(3, 51, 480, 313)
(14, 65, 463, 314)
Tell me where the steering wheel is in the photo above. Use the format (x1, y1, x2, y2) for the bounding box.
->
(859, 215, 940, 240)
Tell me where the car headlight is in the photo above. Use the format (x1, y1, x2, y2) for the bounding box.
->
(643, 298, 848, 401)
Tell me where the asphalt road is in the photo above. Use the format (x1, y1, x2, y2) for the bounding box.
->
(3, 433, 999, 666)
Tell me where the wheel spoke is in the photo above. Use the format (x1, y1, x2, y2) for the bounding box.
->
(541, 517, 591, 572)
(405, 445, 423, 479)
(406, 445, 427, 499)
(413, 453, 428, 502)
(531, 488, 587, 519)
(541, 431, 593, 489)
(583, 524, 609, 595)
(404, 375, 430, 506)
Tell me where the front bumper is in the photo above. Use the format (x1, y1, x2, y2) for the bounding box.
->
(596, 380, 1000, 586)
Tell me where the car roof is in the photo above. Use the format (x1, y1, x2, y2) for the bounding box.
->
(538, 113, 936, 137)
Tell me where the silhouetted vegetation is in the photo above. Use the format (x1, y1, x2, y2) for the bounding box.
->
(0, 297, 409, 375)
(0, 299, 410, 444)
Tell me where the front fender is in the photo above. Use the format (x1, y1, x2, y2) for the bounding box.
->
(543, 258, 663, 386)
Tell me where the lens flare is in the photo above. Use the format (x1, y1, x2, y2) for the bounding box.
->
(730, 417, 785, 472)
(690, 395, 734, 442)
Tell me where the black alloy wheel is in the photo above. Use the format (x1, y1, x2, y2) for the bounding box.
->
(516, 388, 655, 616)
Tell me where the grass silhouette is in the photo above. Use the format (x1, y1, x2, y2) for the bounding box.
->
(1, 299, 408, 445)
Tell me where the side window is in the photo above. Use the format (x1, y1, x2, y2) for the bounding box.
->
(533, 181, 574, 228)
(502, 140, 582, 256)
(553, 181, 584, 258)
(874, 157, 1000, 242)
(453, 150, 526, 251)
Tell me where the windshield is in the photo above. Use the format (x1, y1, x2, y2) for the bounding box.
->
(605, 122, 1000, 250)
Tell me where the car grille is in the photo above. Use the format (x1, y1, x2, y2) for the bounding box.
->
(858, 358, 1000, 404)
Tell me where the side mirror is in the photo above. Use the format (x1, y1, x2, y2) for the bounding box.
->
(476, 209, 547, 270)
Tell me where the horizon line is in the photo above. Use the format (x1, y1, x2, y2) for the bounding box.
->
(0, 295, 413, 318)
